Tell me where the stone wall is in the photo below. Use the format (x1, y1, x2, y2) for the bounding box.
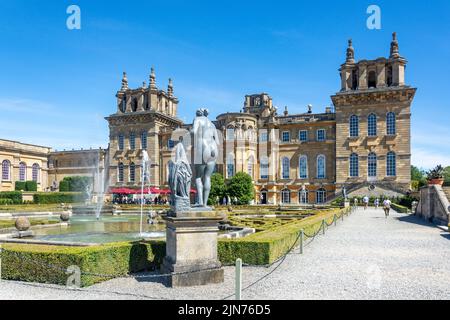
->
(416, 185, 450, 225)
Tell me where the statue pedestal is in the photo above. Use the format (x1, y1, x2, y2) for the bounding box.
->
(161, 211, 224, 287)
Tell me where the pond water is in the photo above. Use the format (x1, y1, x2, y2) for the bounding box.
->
(32, 215, 165, 244)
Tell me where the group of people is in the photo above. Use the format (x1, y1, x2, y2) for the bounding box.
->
(354, 196, 392, 218)
(112, 195, 169, 205)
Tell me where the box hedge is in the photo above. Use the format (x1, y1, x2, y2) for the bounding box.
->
(14, 181, 26, 191)
(0, 241, 166, 287)
(25, 181, 37, 192)
(59, 180, 70, 192)
(391, 203, 409, 213)
(33, 192, 85, 204)
(0, 191, 23, 204)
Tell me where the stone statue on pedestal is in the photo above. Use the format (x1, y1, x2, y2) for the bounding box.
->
(192, 108, 219, 208)
(168, 138, 192, 213)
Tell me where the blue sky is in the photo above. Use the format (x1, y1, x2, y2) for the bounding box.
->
(0, 0, 449, 169)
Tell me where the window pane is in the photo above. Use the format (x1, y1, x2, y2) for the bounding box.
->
(129, 133, 136, 150)
(2, 160, 10, 180)
(118, 134, 124, 151)
(299, 130, 308, 142)
(387, 152, 396, 176)
(141, 132, 147, 149)
(299, 156, 308, 179)
(317, 129, 326, 141)
(317, 155, 326, 179)
(130, 163, 135, 182)
(349, 154, 359, 177)
(368, 153, 377, 177)
(368, 114, 377, 136)
(282, 157, 290, 179)
(387, 113, 396, 135)
(282, 131, 290, 142)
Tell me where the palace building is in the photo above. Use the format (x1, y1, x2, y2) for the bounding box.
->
(0, 34, 416, 204)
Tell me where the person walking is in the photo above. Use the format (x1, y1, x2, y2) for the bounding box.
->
(353, 197, 359, 208)
(363, 196, 369, 210)
(374, 198, 380, 209)
(383, 198, 392, 218)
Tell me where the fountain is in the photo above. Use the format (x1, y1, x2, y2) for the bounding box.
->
(140, 150, 150, 236)
(94, 150, 109, 220)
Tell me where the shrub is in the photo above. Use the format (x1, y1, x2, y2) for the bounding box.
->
(1, 241, 166, 287)
(391, 203, 409, 213)
(25, 181, 37, 192)
(59, 180, 70, 192)
(33, 192, 85, 204)
(14, 181, 26, 191)
(0, 191, 23, 204)
(0, 199, 13, 205)
(208, 173, 226, 205)
(226, 172, 254, 205)
(62, 176, 93, 192)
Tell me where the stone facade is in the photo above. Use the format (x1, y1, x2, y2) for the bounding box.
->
(105, 34, 415, 205)
(0, 139, 51, 192)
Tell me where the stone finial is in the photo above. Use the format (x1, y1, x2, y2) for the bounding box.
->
(307, 104, 313, 114)
(390, 32, 400, 58)
(168, 78, 174, 97)
(346, 39, 355, 63)
(142, 81, 147, 88)
(150, 67, 156, 89)
(284, 106, 288, 116)
(121, 72, 128, 91)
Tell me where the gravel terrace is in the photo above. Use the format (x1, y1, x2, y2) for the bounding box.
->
(1, 207, 450, 300)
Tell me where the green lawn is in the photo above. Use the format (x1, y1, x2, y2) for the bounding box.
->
(0, 218, 60, 230)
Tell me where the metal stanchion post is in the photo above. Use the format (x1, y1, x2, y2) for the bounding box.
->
(334, 214, 337, 226)
(235, 258, 242, 300)
(299, 230, 304, 254)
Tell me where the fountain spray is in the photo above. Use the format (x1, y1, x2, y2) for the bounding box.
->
(140, 150, 150, 236)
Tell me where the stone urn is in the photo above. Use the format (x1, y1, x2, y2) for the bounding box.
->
(60, 211, 71, 222)
(15, 217, 31, 231)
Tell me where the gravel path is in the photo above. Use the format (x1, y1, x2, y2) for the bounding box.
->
(1, 207, 450, 300)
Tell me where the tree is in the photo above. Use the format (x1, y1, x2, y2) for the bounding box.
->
(444, 166, 450, 186)
(208, 173, 226, 205)
(411, 165, 427, 190)
(226, 172, 254, 205)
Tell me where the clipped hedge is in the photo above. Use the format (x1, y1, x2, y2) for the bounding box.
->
(0, 199, 13, 205)
(25, 181, 37, 192)
(33, 192, 84, 204)
(391, 203, 409, 213)
(14, 181, 26, 191)
(0, 241, 165, 287)
(0, 191, 23, 204)
(59, 180, 70, 192)
(218, 208, 345, 265)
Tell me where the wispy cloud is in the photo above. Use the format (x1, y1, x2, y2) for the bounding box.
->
(412, 147, 450, 169)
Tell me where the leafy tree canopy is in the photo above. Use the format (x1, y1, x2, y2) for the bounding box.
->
(226, 172, 254, 205)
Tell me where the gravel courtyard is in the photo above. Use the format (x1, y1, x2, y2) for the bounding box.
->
(1, 207, 450, 300)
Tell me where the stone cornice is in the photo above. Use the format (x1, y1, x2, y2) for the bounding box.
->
(105, 111, 183, 127)
(331, 87, 417, 106)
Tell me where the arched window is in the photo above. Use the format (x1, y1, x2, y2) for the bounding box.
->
(351, 70, 358, 90)
(2, 160, 10, 181)
(316, 188, 327, 204)
(281, 157, 290, 179)
(129, 132, 136, 150)
(368, 153, 377, 178)
(129, 163, 136, 182)
(118, 134, 125, 151)
(299, 189, 309, 204)
(299, 155, 308, 179)
(32, 163, 40, 182)
(368, 71, 377, 88)
(387, 112, 396, 135)
(368, 113, 377, 137)
(118, 163, 124, 182)
(260, 156, 269, 179)
(19, 162, 27, 181)
(141, 131, 147, 149)
(227, 154, 235, 178)
(131, 98, 138, 112)
(349, 153, 359, 177)
(317, 155, 326, 179)
(349, 115, 359, 137)
(247, 156, 254, 179)
(387, 152, 396, 177)
(281, 189, 291, 204)
(120, 95, 127, 113)
(226, 127, 235, 141)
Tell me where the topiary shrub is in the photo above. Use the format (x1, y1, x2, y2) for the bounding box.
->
(14, 181, 26, 191)
(25, 181, 37, 192)
(59, 180, 70, 192)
